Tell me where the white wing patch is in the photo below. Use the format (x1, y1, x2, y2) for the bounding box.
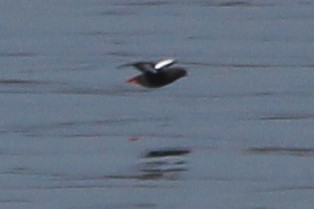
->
(154, 59, 176, 70)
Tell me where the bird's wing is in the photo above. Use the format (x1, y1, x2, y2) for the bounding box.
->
(118, 62, 156, 73)
(154, 59, 177, 70)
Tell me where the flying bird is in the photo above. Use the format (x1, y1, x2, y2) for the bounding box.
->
(119, 58, 187, 88)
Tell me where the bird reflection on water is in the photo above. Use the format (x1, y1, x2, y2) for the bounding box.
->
(137, 148, 191, 180)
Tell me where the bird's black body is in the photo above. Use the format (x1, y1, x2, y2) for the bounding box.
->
(119, 59, 187, 88)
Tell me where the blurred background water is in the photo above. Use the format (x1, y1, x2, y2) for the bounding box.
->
(1, 0, 314, 208)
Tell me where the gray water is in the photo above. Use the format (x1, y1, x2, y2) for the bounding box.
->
(1, 0, 314, 208)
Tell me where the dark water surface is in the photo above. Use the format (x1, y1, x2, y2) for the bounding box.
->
(1, 0, 314, 208)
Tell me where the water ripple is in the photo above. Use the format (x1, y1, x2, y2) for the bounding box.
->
(0, 51, 36, 57)
(251, 112, 314, 121)
(245, 147, 314, 157)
